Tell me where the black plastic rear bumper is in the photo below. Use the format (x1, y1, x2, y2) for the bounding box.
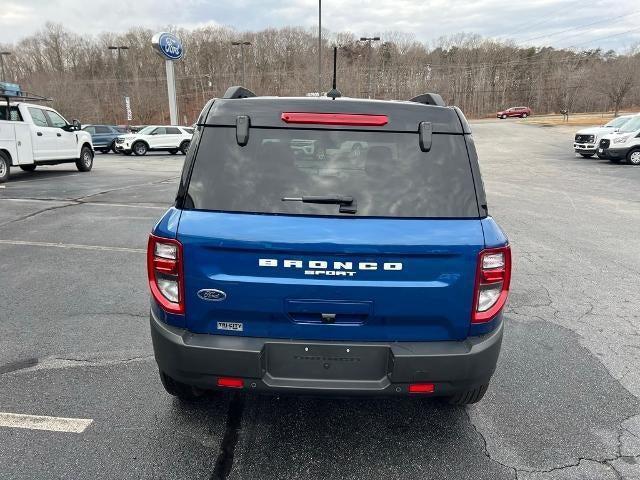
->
(150, 310, 503, 397)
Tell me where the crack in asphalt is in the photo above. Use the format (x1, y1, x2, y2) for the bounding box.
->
(211, 393, 246, 480)
(0, 354, 154, 376)
(0, 176, 179, 228)
(464, 406, 640, 478)
(0, 358, 39, 375)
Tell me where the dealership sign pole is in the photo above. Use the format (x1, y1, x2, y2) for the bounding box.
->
(152, 32, 184, 125)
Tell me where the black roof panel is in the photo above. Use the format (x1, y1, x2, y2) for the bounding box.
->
(203, 97, 464, 134)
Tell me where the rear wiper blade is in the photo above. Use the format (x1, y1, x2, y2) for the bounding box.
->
(282, 195, 357, 214)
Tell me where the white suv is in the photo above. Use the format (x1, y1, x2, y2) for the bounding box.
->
(573, 115, 634, 158)
(115, 125, 194, 156)
(598, 115, 640, 165)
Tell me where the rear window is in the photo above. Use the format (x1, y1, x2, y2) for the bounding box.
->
(0, 106, 22, 121)
(184, 127, 479, 218)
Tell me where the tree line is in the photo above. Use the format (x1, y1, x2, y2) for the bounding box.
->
(1, 23, 638, 125)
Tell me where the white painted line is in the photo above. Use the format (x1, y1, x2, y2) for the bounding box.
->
(0, 412, 93, 433)
(0, 239, 145, 253)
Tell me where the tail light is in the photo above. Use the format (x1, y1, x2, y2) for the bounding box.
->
(472, 246, 511, 323)
(147, 234, 184, 314)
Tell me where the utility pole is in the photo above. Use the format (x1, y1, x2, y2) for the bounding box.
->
(108, 46, 129, 124)
(0, 51, 11, 81)
(318, 0, 322, 95)
(231, 41, 252, 86)
(359, 36, 380, 99)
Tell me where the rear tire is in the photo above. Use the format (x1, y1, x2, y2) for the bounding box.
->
(0, 152, 10, 183)
(447, 383, 489, 405)
(76, 146, 93, 172)
(627, 148, 640, 166)
(159, 371, 205, 402)
(180, 140, 190, 155)
(168, 149, 178, 155)
(19, 164, 37, 172)
(133, 141, 148, 156)
(580, 153, 594, 158)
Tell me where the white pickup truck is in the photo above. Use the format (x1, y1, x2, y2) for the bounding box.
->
(0, 97, 94, 183)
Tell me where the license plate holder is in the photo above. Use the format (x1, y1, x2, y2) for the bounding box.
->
(265, 343, 389, 381)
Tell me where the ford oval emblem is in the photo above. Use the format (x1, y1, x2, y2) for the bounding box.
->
(197, 289, 227, 302)
(152, 32, 184, 61)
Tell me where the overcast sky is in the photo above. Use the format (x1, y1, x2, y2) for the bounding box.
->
(1, 0, 639, 51)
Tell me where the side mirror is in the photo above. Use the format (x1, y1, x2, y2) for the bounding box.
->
(72, 119, 81, 131)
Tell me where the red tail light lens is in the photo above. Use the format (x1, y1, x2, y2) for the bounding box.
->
(147, 234, 184, 314)
(281, 112, 388, 126)
(472, 246, 511, 323)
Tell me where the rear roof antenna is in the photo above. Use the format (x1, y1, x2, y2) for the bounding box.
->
(326, 46, 342, 99)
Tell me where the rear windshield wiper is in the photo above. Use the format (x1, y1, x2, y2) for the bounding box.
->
(282, 195, 357, 214)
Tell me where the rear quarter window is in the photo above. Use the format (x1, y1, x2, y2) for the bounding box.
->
(184, 127, 480, 218)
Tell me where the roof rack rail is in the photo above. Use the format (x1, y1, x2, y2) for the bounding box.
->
(409, 93, 446, 107)
(222, 86, 257, 99)
(0, 90, 52, 104)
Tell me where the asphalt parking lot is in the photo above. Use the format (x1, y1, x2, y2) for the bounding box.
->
(1, 121, 639, 480)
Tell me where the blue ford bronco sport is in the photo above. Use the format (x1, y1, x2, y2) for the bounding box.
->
(148, 86, 511, 404)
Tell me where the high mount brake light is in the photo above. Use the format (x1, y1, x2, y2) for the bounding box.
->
(472, 246, 511, 324)
(147, 234, 185, 314)
(281, 112, 388, 126)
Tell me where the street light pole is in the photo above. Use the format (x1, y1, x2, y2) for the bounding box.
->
(0, 51, 12, 82)
(359, 36, 380, 99)
(231, 41, 252, 86)
(318, 0, 322, 95)
(108, 46, 129, 124)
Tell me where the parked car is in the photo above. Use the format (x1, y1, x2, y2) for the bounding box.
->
(597, 115, 640, 165)
(497, 106, 531, 119)
(114, 125, 193, 156)
(573, 115, 635, 158)
(0, 87, 93, 183)
(83, 124, 129, 154)
(147, 87, 510, 405)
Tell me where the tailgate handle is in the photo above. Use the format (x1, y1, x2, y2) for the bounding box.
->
(321, 313, 336, 324)
(286, 300, 372, 325)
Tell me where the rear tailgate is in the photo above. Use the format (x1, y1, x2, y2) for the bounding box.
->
(178, 211, 484, 342)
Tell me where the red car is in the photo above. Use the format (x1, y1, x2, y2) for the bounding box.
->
(497, 106, 531, 119)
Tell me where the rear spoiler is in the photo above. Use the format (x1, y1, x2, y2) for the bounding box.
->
(222, 86, 256, 99)
(409, 93, 446, 107)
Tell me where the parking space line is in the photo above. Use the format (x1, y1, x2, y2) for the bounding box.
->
(0, 412, 93, 433)
(0, 240, 145, 253)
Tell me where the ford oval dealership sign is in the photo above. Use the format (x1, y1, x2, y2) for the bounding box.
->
(152, 32, 184, 61)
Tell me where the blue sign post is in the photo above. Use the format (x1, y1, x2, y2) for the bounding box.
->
(152, 32, 184, 125)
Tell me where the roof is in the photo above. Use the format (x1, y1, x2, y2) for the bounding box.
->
(203, 96, 467, 134)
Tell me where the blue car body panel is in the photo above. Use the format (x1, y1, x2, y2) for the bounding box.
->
(84, 125, 124, 148)
(160, 210, 488, 342)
